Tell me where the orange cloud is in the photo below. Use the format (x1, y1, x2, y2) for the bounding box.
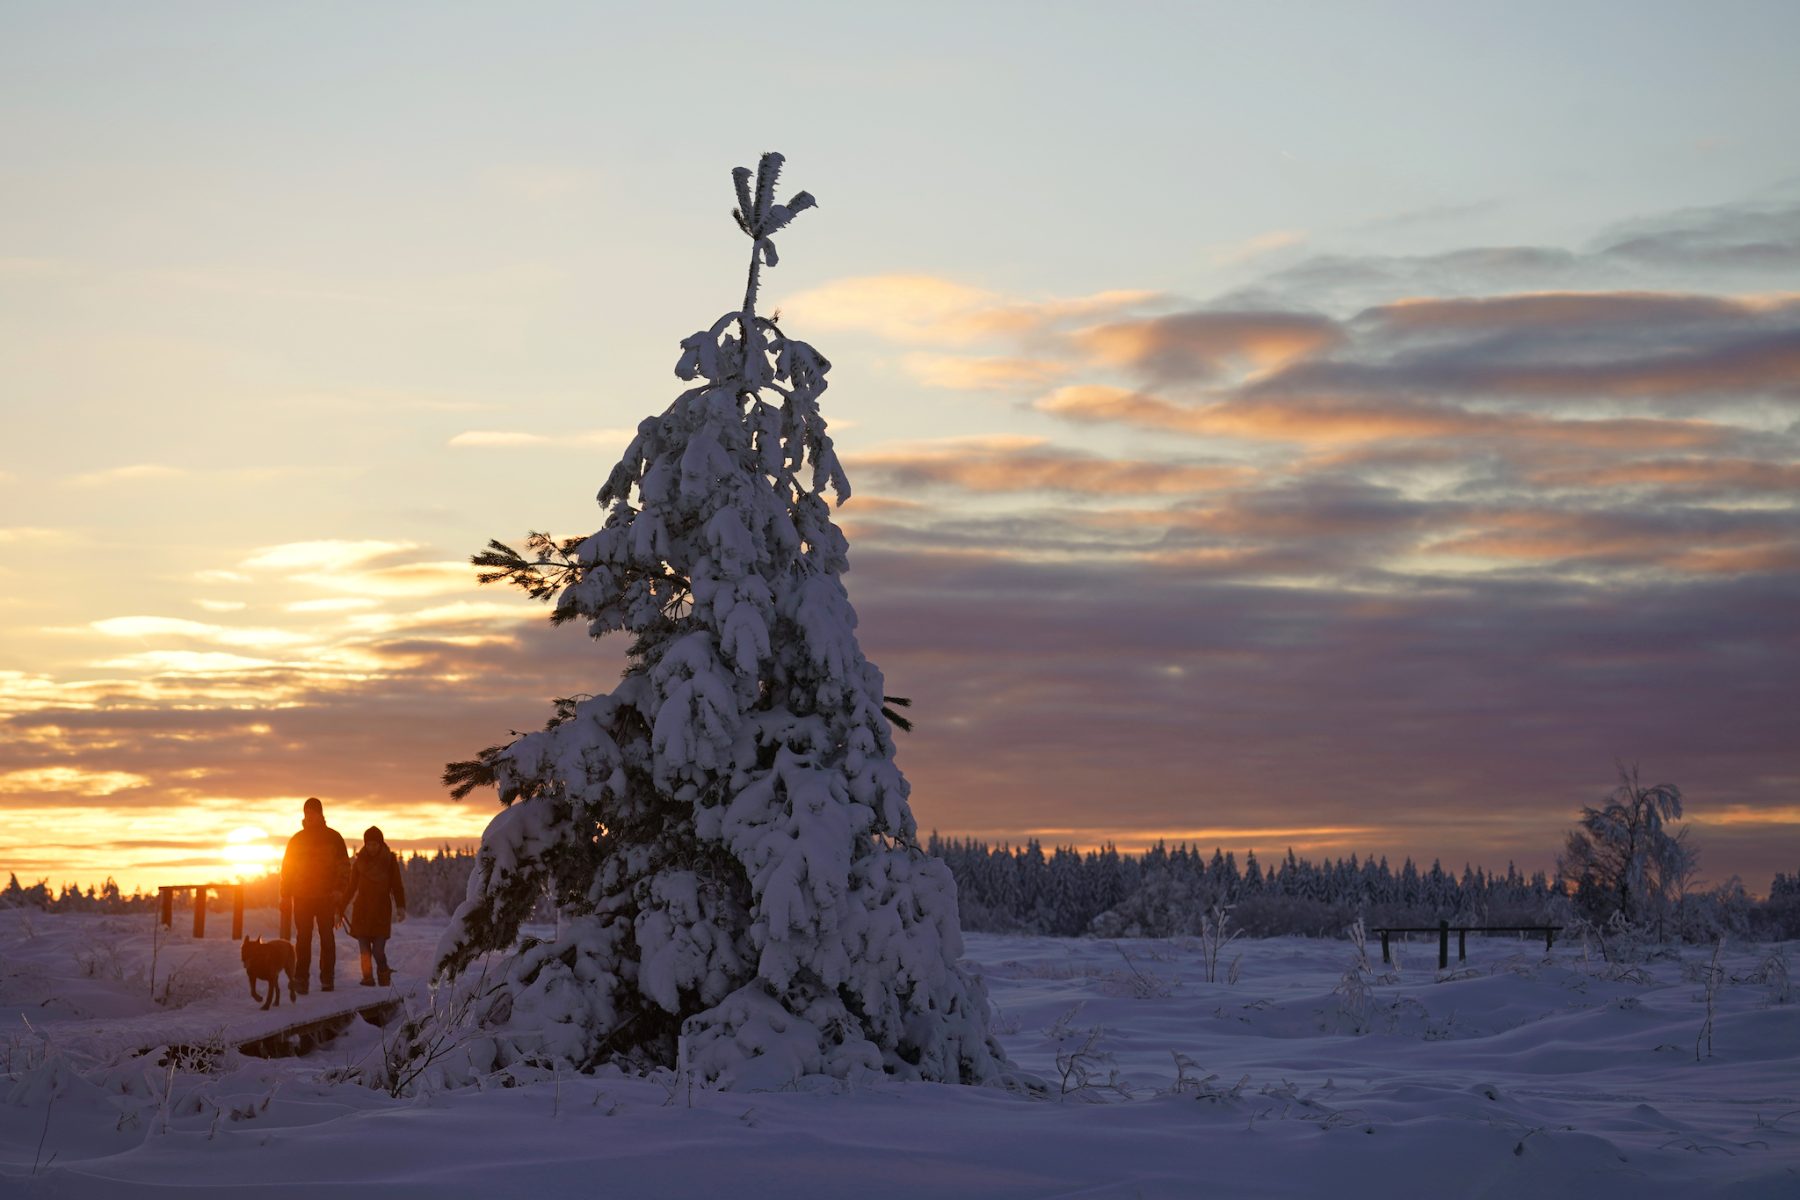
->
(64, 463, 187, 488)
(1037, 385, 1736, 451)
(1362, 291, 1769, 332)
(848, 437, 1250, 496)
(1075, 311, 1342, 381)
(1666, 543, 1800, 575)
(1423, 508, 1797, 572)
(901, 353, 1068, 390)
(242, 540, 419, 572)
(448, 428, 636, 449)
(1528, 457, 1800, 495)
(783, 274, 1158, 346)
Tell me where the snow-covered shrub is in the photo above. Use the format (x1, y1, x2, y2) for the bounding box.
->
(1088, 870, 1205, 938)
(1043, 1004, 1128, 1102)
(153, 952, 228, 1009)
(1672, 879, 1756, 943)
(1745, 943, 1791, 1005)
(435, 154, 1005, 1091)
(366, 961, 510, 1097)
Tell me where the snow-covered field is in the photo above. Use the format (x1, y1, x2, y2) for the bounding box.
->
(2, 909, 1795, 1197)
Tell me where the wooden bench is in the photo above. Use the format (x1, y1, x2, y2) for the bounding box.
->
(1371, 920, 1562, 969)
(156, 882, 247, 939)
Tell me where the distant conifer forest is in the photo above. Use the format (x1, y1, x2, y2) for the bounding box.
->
(8, 843, 1797, 943)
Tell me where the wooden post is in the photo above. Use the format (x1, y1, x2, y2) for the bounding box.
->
(280, 895, 292, 941)
(1437, 920, 1449, 970)
(231, 884, 245, 940)
(159, 886, 174, 929)
(1457, 928, 1467, 963)
(1380, 930, 1391, 964)
(192, 886, 207, 938)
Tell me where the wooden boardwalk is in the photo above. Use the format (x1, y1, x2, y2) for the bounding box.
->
(231, 994, 406, 1058)
(42, 986, 415, 1065)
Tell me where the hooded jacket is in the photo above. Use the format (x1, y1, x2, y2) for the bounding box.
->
(343, 843, 406, 939)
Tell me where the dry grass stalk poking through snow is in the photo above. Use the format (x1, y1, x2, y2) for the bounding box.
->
(1696, 937, 1724, 1061)
(1199, 905, 1242, 983)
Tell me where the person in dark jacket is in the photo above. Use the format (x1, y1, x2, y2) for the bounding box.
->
(342, 825, 407, 987)
(281, 797, 349, 994)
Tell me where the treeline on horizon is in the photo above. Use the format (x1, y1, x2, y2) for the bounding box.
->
(930, 836, 1800, 943)
(0, 846, 486, 920)
(7, 841, 1799, 942)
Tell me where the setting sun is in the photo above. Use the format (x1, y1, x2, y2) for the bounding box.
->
(221, 826, 277, 880)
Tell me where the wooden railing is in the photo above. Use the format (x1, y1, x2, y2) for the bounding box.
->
(156, 882, 247, 939)
(1371, 920, 1562, 969)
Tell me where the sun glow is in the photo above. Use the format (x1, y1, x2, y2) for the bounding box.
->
(221, 826, 278, 880)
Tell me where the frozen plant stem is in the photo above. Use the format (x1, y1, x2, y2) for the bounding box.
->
(30, 1083, 56, 1176)
(1201, 905, 1242, 983)
(1697, 937, 1723, 1061)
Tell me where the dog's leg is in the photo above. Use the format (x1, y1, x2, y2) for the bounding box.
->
(249, 975, 263, 1003)
(261, 976, 274, 1011)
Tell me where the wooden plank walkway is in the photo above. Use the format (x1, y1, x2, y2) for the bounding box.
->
(232, 995, 405, 1058)
(39, 986, 416, 1065)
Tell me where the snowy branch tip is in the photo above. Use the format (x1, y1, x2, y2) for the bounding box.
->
(733, 152, 817, 300)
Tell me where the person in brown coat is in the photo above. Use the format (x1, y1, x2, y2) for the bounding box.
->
(281, 797, 349, 994)
(342, 825, 407, 987)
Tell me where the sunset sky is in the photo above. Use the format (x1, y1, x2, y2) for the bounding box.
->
(3, 2, 1797, 896)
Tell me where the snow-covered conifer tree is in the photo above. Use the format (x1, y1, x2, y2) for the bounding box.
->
(436, 153, 1006, 1090)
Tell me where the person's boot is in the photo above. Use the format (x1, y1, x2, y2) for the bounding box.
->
(359, 951, 375, 987)
(377, 967, 392, 987)
(321, 978, 334, 993)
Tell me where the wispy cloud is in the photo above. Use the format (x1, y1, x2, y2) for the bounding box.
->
(849, 436, 1251, 497)
(447, 428, 635, 449)
(900, 353, 1068, 390)
(242, 540, 419, 572)
(0, 766, 151, 796)
(1596, 199, 1800, 273)
(90, 615, 311, 649)
(64, 463, 187, 488)
(1210, 229, 1307, 267)
(1036, 385, 1738, 451)
(284, 597, 381, 613)
(1075, 311, 1343, 382)
(784, 274, 1160, 346)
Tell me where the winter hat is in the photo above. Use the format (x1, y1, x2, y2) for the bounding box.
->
(303, 796, 323, 814)
(364, 826, 384, 846)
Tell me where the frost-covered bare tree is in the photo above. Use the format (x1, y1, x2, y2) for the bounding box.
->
(1558, 764, 1697, 929)
(435, 153, 1006, 1090)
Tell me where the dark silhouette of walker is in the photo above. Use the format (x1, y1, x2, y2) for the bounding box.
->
(1372, 920, 1563, 969)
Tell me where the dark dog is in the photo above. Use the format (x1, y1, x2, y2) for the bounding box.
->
(240, 936, 297, 1011)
